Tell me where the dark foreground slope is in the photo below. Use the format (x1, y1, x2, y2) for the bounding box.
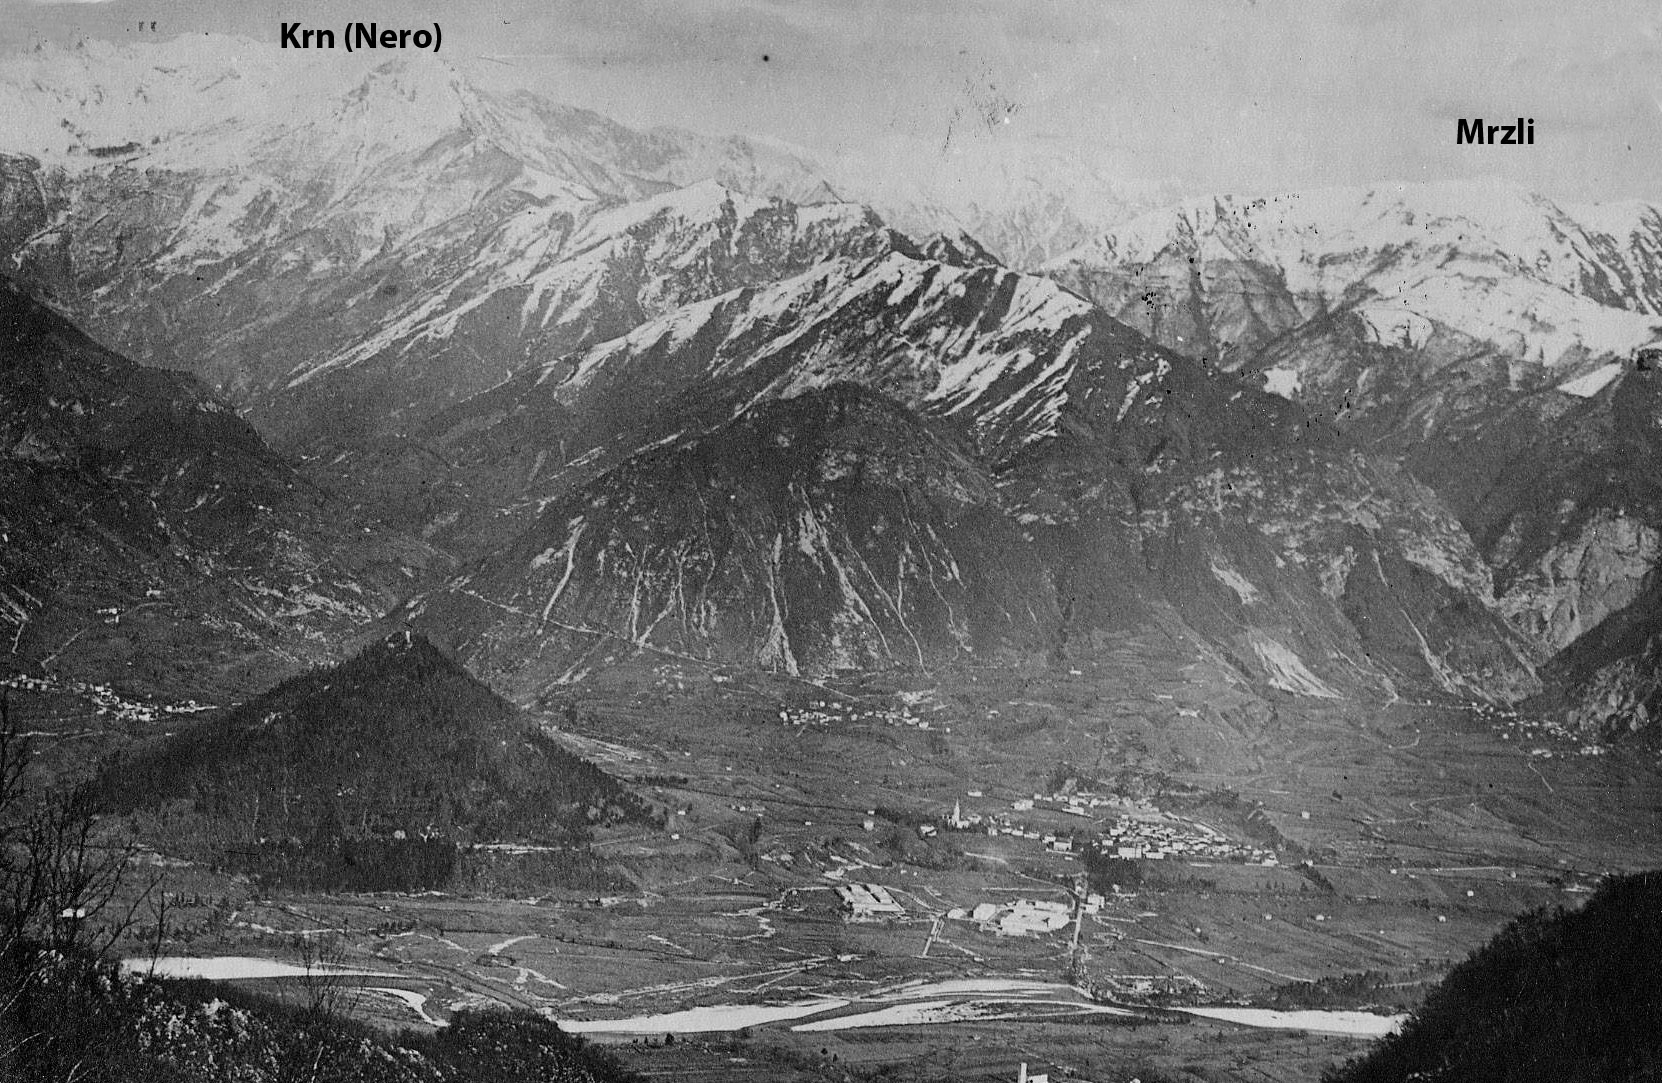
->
(93, 631, 657, 890)
(1327, 870, 1662, 1083)
(2, 952, 639, 1083)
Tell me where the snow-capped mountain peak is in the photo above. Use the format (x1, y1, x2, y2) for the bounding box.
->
(1048, 177, 1662, 377)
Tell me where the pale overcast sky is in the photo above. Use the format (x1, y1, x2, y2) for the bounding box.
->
(4, 0, 1659, 203)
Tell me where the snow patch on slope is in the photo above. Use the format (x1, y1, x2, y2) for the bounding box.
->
(1556, 362, 1625, 398)
(1262, 367, 1303, 399)
(1052, 178, 1662, 367)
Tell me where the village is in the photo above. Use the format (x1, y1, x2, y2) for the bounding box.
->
(813, 786, 1285, 951)
(776, 695, 941, 733)
(1463, 696, 1629, 759)
(0, 672, 215, 726)
(928, 790, 1280, 866)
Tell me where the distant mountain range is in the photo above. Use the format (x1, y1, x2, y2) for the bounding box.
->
(399, 240, 1533, 704)
(3, 36, 1659, 737)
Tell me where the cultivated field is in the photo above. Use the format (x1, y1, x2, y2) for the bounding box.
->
(16, 633, 1661, 1083)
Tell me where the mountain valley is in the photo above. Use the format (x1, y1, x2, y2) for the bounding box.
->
(1, 34, 1659, 1083)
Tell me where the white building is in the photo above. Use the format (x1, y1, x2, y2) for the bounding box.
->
(997, 899, 1071, 937)
(836, 883, 905, 921)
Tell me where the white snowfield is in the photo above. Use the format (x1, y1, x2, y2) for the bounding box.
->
(0, 34, 1181, 273)
(1177, 1006, 1408, 1037)
(122, 956, 403, 981)
(1556, 362, 1626, 398)
(542, 249, 1117, 462)
(1048, 178, 1662, 371)
(296, 180, 883, 390)
(0, 35, 361, 164)
(1059, 179, 1662, 315)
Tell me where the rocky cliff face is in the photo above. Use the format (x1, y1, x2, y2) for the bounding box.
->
(409, 385, 1109, 690)
(1047, 181, 1662, 734)
(1147, 449, 1542, 703)
(393, 245, 1536, 703)
(1516, 363, 1662, 736)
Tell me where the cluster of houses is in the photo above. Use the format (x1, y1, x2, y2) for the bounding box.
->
(1486, 703, 1601, 756)
(932, 791, 1278, 866)
(1097, 815, 1278, 865)
(0, 673, 212, 725)
(777, 698, 941, 732)
(1031, 789, 1154, 816)
(936, 799, 1084, 851)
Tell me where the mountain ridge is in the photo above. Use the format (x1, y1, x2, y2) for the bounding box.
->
(4, 39, 1658, 731)
(0, 278, 429, 699)
(392, 247, 1537, 705)
(1047, 179, 1662, 734)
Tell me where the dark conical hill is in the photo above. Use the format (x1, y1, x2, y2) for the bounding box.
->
(95, 631, 656, 888)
